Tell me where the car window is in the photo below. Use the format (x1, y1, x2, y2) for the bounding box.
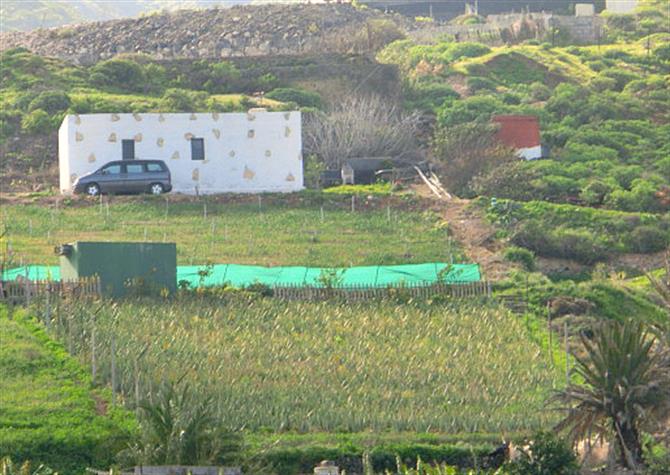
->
(102, 164, 122, 174)
(146, 163, 163, 172)
(126, 164, 144, 174)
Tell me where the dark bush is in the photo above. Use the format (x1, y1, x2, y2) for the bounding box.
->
(404, 82, 459, 111)
(0, 109, 22, 138)
(259, 443, 490, 475)
(504, 431, 579, 475)
(600, 68, 641, 92)
(580, 180, 614, 206)
(160, 88, 208, 112)
(653, 43, 670, 61)
(512, 222, 610, 264)
(529, 82, 551, 101)
(467, 76, 497, 93)
(265, 87, 323, 109)
(21, 109, 53, 133)
(28, 90, 71, 114)
(436, 95, 506, 126)
(447, 42, 491, 60)
(203, 61, 241, 94)
(626, 225, 669, 253)
(504, 246, 536, 271)
(90, 58, 146, 92)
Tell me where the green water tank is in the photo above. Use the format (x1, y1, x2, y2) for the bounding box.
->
(58, 241, 177, 297)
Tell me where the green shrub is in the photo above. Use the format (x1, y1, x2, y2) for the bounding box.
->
(265, 87, 323, 109)
(20, 109, 52, 133)
(404, 82, 459, 111)
(447, 42, 491, 60)
(529, 82, 551, 101)
(0, 308, 135, 473)
(436, 94, 506, 126)
(504, 431, 579, 475)
(600, 68, 641, 92)
(0, 110, 21, 138)
(256, 73, 279, 91)
(467, 76, 497, 93)
(512, 222, 610, 264)
(589, 75, 617, 92)
(653, 42, 670, 61)
(579, 180, 614, 206)
(606, 179, 668, 212)
(28, 90, 71, 114)
(504, 246, 536, 271)
(626, 225, 669, 253)
(203, 61, 240, 94)
(259, 443, 491, 475)
(90, 58, 146, 92)
(160, 88, 208, 112)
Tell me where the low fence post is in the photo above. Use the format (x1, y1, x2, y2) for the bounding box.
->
(91, 317, 97, 384)
(111, 335, 117, 407)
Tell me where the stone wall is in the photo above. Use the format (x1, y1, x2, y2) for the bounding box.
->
(408, 12, 603, 45)
(0, 3, 408, 64)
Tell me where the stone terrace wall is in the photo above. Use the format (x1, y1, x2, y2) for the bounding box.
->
(0, 3, 409, 64)
(408, 13, 603, 45)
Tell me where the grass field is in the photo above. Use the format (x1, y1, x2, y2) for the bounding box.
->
(50, 295, 563, 435)
(0, 306, 134, 473)
(1, 193, 463, 267)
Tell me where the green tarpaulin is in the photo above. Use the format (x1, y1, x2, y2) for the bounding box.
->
(3, 263, 480, 288)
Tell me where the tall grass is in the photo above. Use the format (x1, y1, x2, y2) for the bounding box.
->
(47, 296, 562, 434)
(2, 196, 461, 267)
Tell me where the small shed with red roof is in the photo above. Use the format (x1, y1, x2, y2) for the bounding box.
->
(491, 115, 543, 160)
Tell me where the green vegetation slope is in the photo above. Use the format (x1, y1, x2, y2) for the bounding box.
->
(0, 306, 135, 473)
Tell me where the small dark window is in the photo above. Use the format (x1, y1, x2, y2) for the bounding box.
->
(126, 163, 144, 174)
(191, 138, 205, 160)
(102, 164, 122, 174)
(146, 163, 163, 172)
(122, 139, 135, 160)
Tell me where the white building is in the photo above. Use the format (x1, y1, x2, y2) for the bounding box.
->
(605, 0, 637, 14)
(58, 111, 303, 194)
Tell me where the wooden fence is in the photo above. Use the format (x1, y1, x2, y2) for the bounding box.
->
(0, 277, 101, 304)
(272, 281, 492, 302)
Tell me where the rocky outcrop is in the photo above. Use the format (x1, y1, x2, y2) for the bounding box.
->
(0, 4, 408, 64)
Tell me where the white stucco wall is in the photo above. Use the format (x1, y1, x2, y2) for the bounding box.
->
(58, 115, 72, 192)
(517, 145, 543, 161)
(605, 0, 637, 14)
(58, 111, 303, 194)
(575, 3, 595, 16)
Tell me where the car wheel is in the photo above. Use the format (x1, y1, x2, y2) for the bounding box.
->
(150, 183, 164, 195)
(86, 183, 100, 196)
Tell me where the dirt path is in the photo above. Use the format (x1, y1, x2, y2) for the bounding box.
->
(442, 198, 510, 280)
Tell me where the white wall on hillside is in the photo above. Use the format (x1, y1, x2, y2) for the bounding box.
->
(517, 145, 543, 161)
(605, 0, 637, 14)
(58, 111, 303, 194)
(575, 3, 595, 16)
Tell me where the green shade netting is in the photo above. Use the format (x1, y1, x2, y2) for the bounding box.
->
(3, 263, 480, 288)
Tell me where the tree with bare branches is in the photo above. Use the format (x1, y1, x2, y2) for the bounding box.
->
(303, 94, 422, 169)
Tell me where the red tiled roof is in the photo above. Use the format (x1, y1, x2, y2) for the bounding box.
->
(491, 115, 541, 149)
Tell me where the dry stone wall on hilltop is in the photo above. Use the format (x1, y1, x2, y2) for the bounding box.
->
(0, 4, 406, 64)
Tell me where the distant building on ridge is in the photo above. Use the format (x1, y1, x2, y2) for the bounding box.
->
(605, 0, 638, 14)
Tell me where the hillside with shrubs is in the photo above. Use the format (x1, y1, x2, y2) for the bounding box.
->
(1, 1, 669, 474)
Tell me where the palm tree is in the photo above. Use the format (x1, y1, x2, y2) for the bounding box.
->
(646, 251, 670, 313)
(123, 380, 241, 465)
(552, 319, 670, 470)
